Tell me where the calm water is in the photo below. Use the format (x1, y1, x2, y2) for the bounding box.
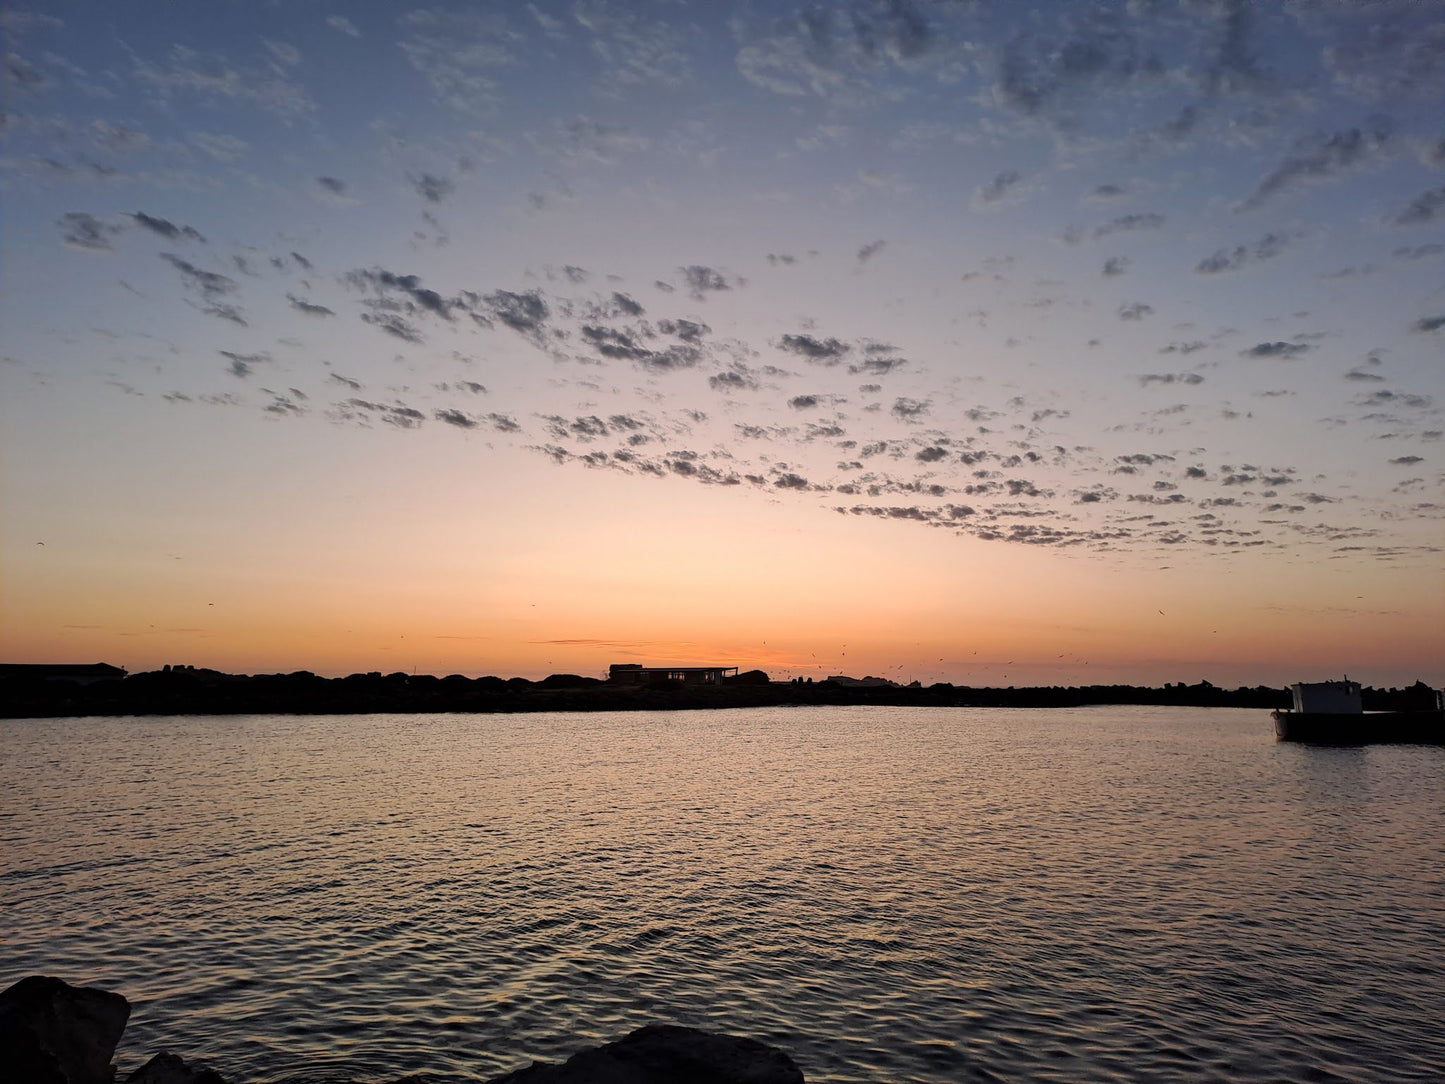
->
(3, 707, 1443, 1083)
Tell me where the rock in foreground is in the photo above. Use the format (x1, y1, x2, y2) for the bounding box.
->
(490, 1025, 804, 1084)
(0, 975, 130, 1084)
(126, 1051, 227, 1084)
(0, 976, 802, 1084)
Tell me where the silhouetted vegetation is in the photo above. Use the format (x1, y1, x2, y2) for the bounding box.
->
(3, 666, 1439, 720)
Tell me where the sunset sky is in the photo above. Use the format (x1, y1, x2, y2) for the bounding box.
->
(2, 0, 1442, 687)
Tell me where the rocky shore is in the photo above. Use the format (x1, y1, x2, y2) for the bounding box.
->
(0, 976, 804, 1084)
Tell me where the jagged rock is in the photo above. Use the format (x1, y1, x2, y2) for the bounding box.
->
(125, 1052, 227, 1084)
(489, 1025, 804, 1084)
(0, 975, 131, 1084)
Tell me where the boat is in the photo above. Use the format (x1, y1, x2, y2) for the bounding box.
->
(1272, 679, 1445, 745)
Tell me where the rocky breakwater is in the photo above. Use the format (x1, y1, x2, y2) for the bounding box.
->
(0, 976, 805, 1084)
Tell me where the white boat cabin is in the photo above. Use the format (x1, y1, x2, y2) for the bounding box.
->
(1290, 680, 1362, 715)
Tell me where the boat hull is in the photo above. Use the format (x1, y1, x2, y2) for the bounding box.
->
(1272, 709, 1445, 745)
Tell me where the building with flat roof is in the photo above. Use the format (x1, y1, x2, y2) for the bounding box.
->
(608, 663, 739, 686)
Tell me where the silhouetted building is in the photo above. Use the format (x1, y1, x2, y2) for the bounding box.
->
(608, 663, 739, 685)
(0, 663, 127, 685)
(824, 675, 898, 688)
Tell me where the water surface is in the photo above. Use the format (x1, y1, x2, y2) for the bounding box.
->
(3, 706, 1442, 1082)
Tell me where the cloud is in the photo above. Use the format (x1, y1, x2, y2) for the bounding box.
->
(1159, 341, 1207, 355)
(327, 15, 361, 38)
(129, 212, 206, 243)
(399, 7, 519, 114)
(191, 132, 249, 162)
(334, 398, 427, 428)
(709, 368, 758, 392)
(1102, 256, 1129, 277)
(1412, 315, 1445, 334)
(1238, 123, 1392, 211)
(972, 170, 1025, 209)
(891, 397, 928, 419)
(343, 267, 459, 327)
(90, 120, 150, 154)
(679, 265, 736, 299)
(57, 212, 120, 251)
(481, 289, 549, 335)
(991, 12, 1162, 121)
(1242, 341, 1311, 358)
(570, 0, 691, 93)
(435, 408, 478, 429)
(362, 314, 422, 343)
(160, 253, 237, 298)
(1094, 213, 1166, 238)
(580, 324, 651, 361)
(788, 395, 821, 410)
(1118, 302, 1153, 321)
(554, 117, 650, 165)
(131, 42, 315, 119)
(857, 239, 886, 264)
(1139, 373, 1205, 387)
(1391, 186, 1445, 225)
(611, 291, 644, 317)
(849, 352, 905, 377)
(315, 176, 355, 204)
(777, 334, 849, 364)
(656, 318, 707, 342)
(287, 294, 334, 317)
(1194, 232, 1291, 274)
(1388, 456, 1424, 465)
(1394, 243, 1444, 261)
(774, 472, 811, 490)
(735, 0, 936, 101)
(412, 173, 454, 203)
(219, 350, 269, 378)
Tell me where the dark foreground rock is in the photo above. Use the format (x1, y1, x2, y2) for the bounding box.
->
(0, 975, 130, 1084)
(126, 1052, 227, 1084)
(0, 977, 802, 1084)
(490, 1025, 804, 1084)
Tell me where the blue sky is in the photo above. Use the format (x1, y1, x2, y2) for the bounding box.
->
(3, 0, 1443, 684)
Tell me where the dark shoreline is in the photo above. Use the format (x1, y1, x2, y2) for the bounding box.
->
(4, 667, 1438, 719)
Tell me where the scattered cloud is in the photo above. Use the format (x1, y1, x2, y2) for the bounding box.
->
(1238, 123, 1392, 211)
(1195, 233, 1291, 275)
(57, 212, 120, 252)
(1094, 213, 1165, 239)
(128, 211, 206, 243)
(1241, 341, 1310, 359)
(1391, 186, 1445, 226)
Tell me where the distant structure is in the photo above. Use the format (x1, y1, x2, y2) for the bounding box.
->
(608, 663, 739, 686)
(1289, 680, 1361, 715)
(824, 675, 898, 688)
(0, 663, 127, 685)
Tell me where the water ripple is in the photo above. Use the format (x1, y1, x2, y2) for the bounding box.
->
(3, 707, 1443, 1082)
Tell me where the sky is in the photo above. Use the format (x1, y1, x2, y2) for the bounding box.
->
(2, 0, 1443, 687)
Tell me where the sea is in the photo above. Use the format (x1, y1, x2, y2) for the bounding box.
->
(3, 706, 1443, 1083)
